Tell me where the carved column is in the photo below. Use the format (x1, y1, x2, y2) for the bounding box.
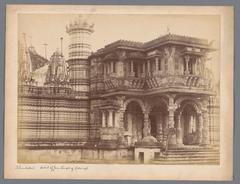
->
(129, 60, 135, 77)
(117, 110, 124, 128)
(147, 60, 150, 76)
(110, 62, 113, 73)
(130, 61, 134, 72)
(176, 113, 183, 145)
(156, 114, 163, 142)
(102, 111, 106, 127)
(184, 55, 190, 75)
(202, 111, 210, 145)
(103, 63, 106, 77)
(161, 58, 165, 73)
(108, 110, 113, 127)
(168, 96, 175, 128)
(162, 116, 168, 147)
(117, 109, 125, 145)
(143, 112, 150, 137)
(114, 111, 119, 128)
(142, 62, 146, 76)
(167, 95, 177, 146)
(137, 63, 141, 77)
(197, 113, 203, 144)
(155, 57, 159, 73)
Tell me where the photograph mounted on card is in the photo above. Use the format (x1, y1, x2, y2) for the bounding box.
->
(4, 5, 233, 180)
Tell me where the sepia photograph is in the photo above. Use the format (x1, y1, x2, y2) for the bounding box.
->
(4, 5, 233, 180)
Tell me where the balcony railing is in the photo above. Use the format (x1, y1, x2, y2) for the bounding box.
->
(104, 77, 145, 91)
(145, 75, 212, 90)
(103, 74, 212, 92)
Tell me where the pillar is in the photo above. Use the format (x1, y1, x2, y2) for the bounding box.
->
(156, 114, 163, 142)
(202, 112, 210, 145)
(142, 62, 146, 76)
(167, 95, 177, 146)
(155, 57, 159, 73)
(143, 113, 150, 137)
(184, 55, 190, 75)
(114, 111, 119, 128)
(161, 58, 165, 73)
(130, 61, 134, 72)
(147, 60, 150, 76)
(102, 111, 106, 127)
(103, 64, 105, 77)
(176, 113, 183, 145)
(137, 63, 141, 77)
(168, 97, 175, 128)
(110, 61, 114, 73)
(108, 110, 113, 127)
(197, 113, 203, 144)
(117, 109, 125, 145)
(106, 63, 109, 74)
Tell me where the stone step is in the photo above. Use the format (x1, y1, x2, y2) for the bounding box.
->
(152, 160, 219, 165)
(160, 155, 219, 159)
(164, 152, 219, 157)
(168, 148, 219, 152)
(156, 157, 219, 161)
(156, 158, 220, 162)
(160, 152, 219, 157)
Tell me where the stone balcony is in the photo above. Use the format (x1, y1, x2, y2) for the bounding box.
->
(102, 74, 213, 94)
(145, 74, 212, 90)
(104, 76, 145, 91)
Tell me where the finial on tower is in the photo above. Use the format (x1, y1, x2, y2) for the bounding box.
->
(60, 37, 63, 56)
(167, 26, 171, 35)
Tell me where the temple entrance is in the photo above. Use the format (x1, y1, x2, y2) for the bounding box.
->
(123, 101, 144, 146)
(181, 104, 199, 145)
(149, 104, 168, 141)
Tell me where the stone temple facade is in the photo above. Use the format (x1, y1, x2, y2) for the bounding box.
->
(17, 16, 220, 164)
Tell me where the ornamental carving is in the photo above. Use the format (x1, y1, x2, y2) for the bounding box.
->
(116, 50, 127, 61)
(164, 46, 176, 74)
(45, 50, 69, 85)
(127, 51, 145, 59)
(103, 53, 118, 61)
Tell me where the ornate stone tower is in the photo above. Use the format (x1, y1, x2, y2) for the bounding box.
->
(66, 15, 94, 97)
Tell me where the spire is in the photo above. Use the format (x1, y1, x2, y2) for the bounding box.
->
(18, 33, 33, 83)
(45, 49, 69, 85)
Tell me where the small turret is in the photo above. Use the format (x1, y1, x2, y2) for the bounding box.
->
(66, 15, 94, 94)
(66, 15, 94, 60)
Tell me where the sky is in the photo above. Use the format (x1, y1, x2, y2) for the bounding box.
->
(18, 14, 220, 81)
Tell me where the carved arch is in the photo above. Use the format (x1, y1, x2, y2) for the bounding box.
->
(180, 101, 202, 114)
(147, 97, 169, 113)
(123, 98, 146, 113)
(176, 98, 202, 115)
